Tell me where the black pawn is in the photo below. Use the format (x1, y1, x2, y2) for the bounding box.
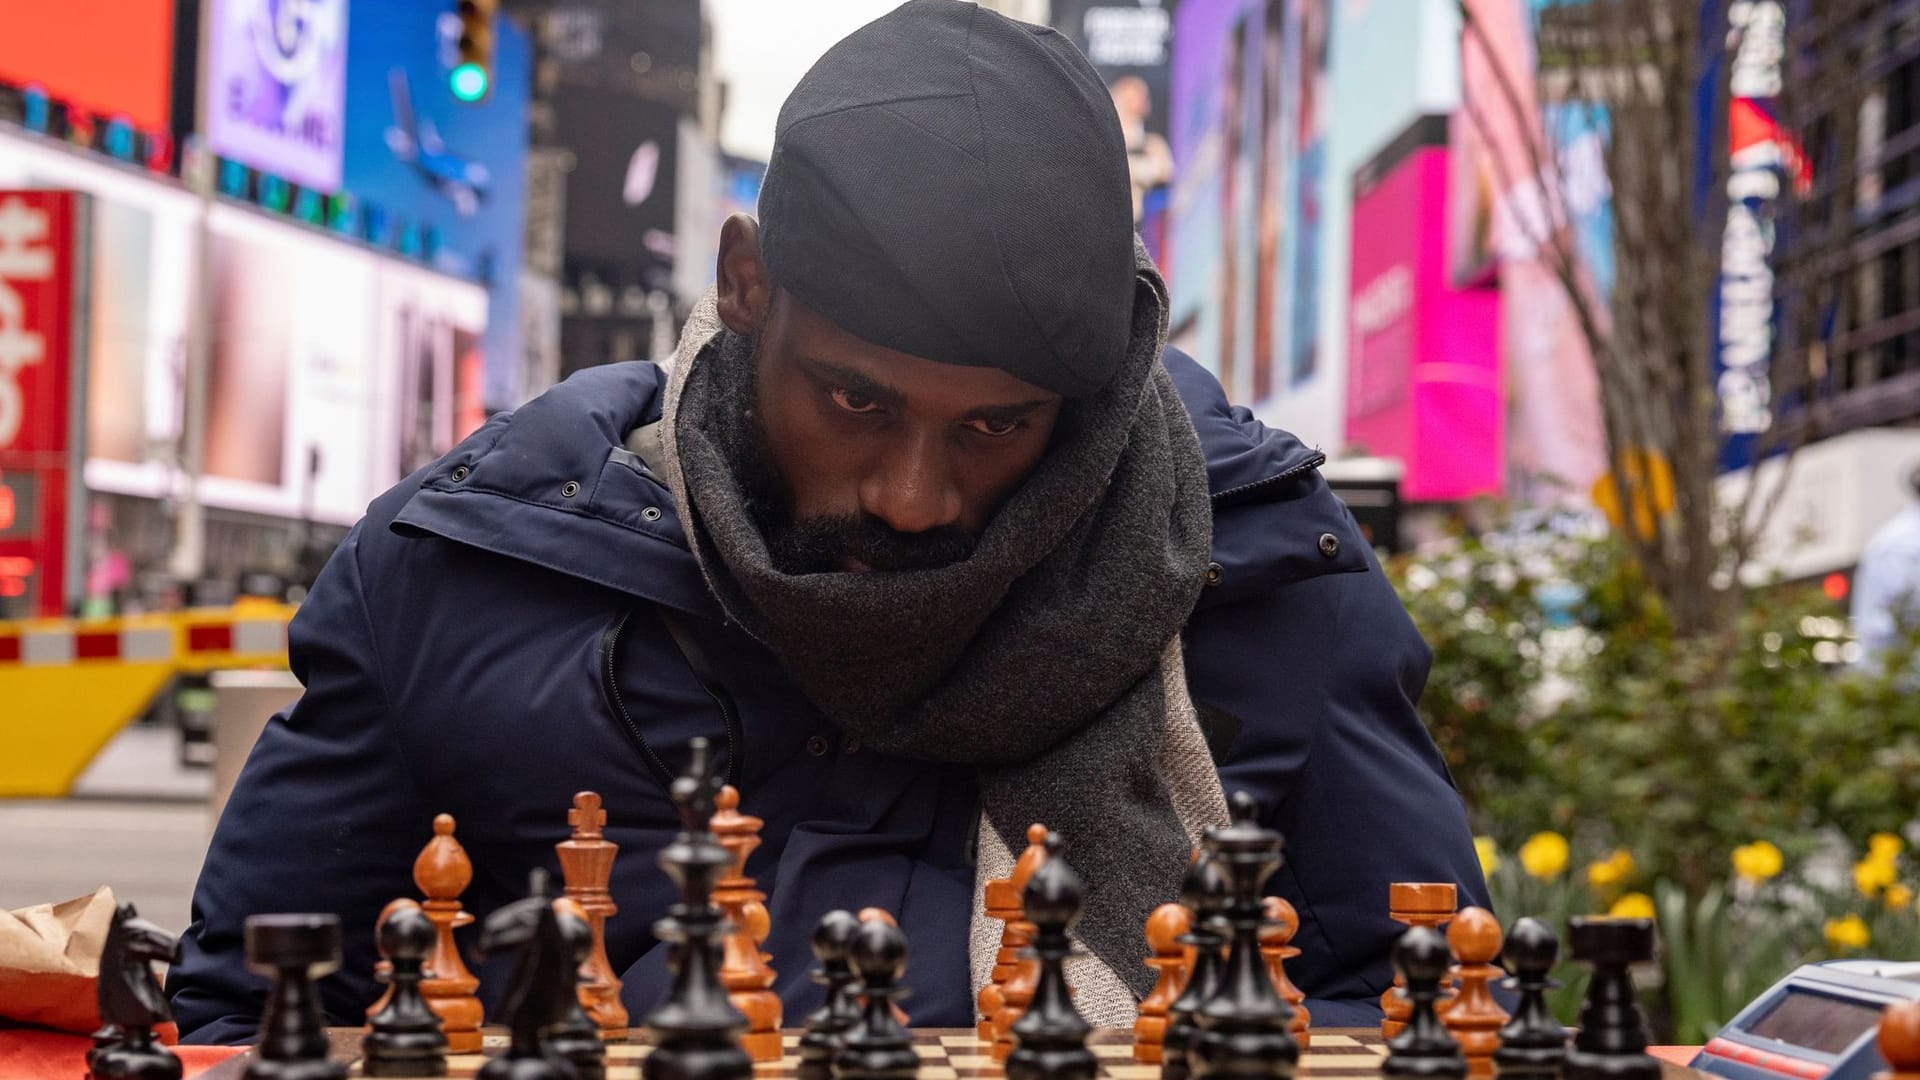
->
(1192, 793, 1299, 1080)
(1562, 918, 1659, 1080)
(643, 738, 752, 1080)
(364, 903, 449, 1077)
(799, 911, 864, 1080)
(546, 905, 608, 1080)
(1162, 852, 1231, 1080)
(1383, 927, 1467, 1079)
(833, 917, 919, 1080)
(1494, 918, 1568, 1080)
(244, 914, 349, 1080)
(1008, 833, 1096, 1080)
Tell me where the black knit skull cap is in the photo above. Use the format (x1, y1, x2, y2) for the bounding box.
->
(755, 0, 1139, 398)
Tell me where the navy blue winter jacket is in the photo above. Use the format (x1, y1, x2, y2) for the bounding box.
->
(168, 349, 1488, 1043)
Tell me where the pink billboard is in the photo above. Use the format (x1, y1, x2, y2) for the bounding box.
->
(1345, 124, 1503, 502)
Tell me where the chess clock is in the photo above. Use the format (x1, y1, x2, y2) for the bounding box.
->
(1692, 961, 1920, 1080)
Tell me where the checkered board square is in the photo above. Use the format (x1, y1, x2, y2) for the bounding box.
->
(377, 1028, 1391, 1080)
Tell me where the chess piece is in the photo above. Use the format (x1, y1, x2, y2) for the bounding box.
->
(1493, 918, 1568, 1080)
(88, 1024, 124, 1078)
(1192, 792, 1299, 1080)
(1382, 883, 1457, 1039)
(993, 826, 1052, 1061)
(1161, 850, 1230, 1080)
(474, 870, 577, 1080)
(1443, 908, 1509, 1077)
(981, 824, 1051, 1039)
(244, 914, 349, 1080)
(1383, 927, 1467, 1079)
(91, 903, 183, 1080)
(834, 917, 919, 1080)
(363, 900, 449, 1077)
(547, 897, 610, 1080)
(712, 784, 782, 1061)
(365, 897, 415, 1022)
(414, 814, 485, 1053)
(558, 791, 630, 1039)
(1876, 1001, 1920, 1080)
(1562, 917, 1660, 1080)
(1261, 896, 1311, 1048)
(858, 909, 911, 1029)
(1135, 902, 1192, 1063)
(799, 911, 865, 1080)
(1008, 833, 1096, 1080)
(643, 738, 753, 1080)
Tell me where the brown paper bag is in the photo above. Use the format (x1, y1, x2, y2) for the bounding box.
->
(0, 886, 116, 1034)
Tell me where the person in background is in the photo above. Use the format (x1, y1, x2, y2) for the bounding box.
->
(1852, 462, 1920, 665)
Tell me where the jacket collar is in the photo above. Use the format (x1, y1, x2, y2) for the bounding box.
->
(391, 350, 1365, 614)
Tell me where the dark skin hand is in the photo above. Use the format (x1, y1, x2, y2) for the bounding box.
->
(713, 214, 1063, 566)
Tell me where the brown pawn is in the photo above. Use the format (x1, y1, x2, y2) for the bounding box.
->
(1382, 882, 1457, 1040)
(1133, 902, 1191, 1063)
(557, 791, 629, 1039)
(992, 826, 1051, 1063)
(1876, 1001, 1920, 1080)
(1443, 907, 1509, 1076)
(980, 824, 1052, 1039)
(1261, 895, 1312, 1048)
(711, 784, 782, 1062)
(857, 907, 912, 1028)
(413, 813, 484, 1053)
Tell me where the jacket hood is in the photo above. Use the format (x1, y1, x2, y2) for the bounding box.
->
(389, 350, 1366, 616)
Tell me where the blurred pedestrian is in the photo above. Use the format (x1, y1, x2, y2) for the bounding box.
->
(1852, 462, 1920, 665)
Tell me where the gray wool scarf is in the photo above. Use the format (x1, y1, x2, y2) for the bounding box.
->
(657, 245, 1228, 1012)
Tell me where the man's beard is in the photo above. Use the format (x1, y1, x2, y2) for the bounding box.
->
(732, 366, 979, 576)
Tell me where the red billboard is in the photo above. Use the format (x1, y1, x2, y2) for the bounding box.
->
(0, 190, 88, 617)
(0, 4, 177, 132)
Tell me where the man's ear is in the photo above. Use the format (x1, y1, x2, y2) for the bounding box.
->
(715, 214, 773, 336)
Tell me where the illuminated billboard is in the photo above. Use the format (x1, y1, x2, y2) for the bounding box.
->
(339, 0, 530, 408)
(1345, 121, 1502, 501)
(204, 0, 351, 192)
(0, 3, 178, 132)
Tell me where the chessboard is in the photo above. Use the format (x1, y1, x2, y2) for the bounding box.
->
(194, 1027, 1709, 1080)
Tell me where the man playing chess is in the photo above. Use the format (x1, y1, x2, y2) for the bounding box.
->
(168, 0, 1487, 1044)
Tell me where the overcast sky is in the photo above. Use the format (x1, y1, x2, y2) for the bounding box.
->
(708, 0, 906, 161)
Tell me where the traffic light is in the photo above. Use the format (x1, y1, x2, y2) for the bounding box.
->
(451, 0, 497, 102)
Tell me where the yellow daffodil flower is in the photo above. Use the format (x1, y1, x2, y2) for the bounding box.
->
(1871, 833, 1906, 861)
(1887, 884, 1914, 910)
(1519, 832, 1570, 880)
(1587, 848, 1636, 889)
(1856, 855, 1899, 898)
(1732, 841, 1784, 884)
(1475, 837, 1500, 877)
(1825, 914, 1871, 952)
(1608, 892, 1655, 920)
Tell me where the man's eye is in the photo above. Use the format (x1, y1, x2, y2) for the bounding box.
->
(967, 417, 1023, 438)
(830, 388, 881, 413)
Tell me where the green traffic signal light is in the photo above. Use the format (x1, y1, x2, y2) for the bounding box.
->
(450, 62, 489, 102)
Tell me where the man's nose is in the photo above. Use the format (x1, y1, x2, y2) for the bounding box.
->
(860, 429, 963, 535)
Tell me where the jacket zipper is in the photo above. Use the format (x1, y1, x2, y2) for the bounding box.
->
(1210, 450, 1328, 506)
(655, 607, 744, 788)
(600, 609, 678, 791)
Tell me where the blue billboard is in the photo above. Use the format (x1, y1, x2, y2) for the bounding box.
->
(340, 0, 530, 410)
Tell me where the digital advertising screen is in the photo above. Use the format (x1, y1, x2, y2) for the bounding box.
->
(340, 0, 531, 410)
(203, 0, 351, 192)
(0, 2, 178, 132)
